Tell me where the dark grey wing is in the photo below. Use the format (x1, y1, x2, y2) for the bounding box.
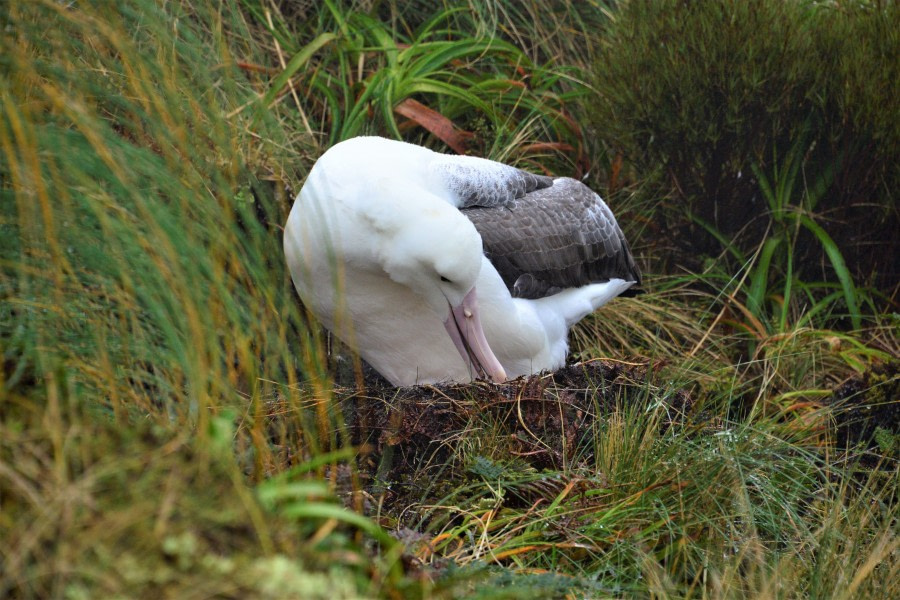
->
(429, 154, 553, 208)
(462, 178, 642, 299)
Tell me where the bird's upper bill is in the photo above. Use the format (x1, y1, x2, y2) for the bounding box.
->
(442, 287, 506, 382)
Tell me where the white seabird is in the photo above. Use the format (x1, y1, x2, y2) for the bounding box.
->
(284, 136, 641, 387)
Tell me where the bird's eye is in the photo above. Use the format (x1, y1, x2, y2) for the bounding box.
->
(440, 275, 451, 283)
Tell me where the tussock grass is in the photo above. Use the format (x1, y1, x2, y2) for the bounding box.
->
(1, 1, 376, 597)
(349, 365, 898, 597)
(2, 1, 897, 598)
(1, 375, 399, 599)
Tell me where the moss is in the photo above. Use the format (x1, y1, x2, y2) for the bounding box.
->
(874, 427, 899, 459)
(831, 360, 900, 462)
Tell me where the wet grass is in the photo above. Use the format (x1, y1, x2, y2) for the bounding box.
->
(2, 1, 898, 598)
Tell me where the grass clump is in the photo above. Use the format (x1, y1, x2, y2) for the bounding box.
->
(1, 1, 386, 597)
(2, 0, 314, 416)
(351, 366, 898, 597)
(241, 0, 595, 173)
(0, 374, 396, 599)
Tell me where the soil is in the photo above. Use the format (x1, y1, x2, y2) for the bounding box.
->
(829, 360, 900, 464)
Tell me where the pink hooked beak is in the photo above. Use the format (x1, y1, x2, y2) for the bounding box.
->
(442, 287, 507, 383)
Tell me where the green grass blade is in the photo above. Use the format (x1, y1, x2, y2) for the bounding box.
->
(796, 214, 862, 329)
(750, 161, 776, 213)
(779, 240, 794, 332)
(687, 211, 747, 263)
(260, 32, 337, 109)
(746, 236, 782, 322)
(279, 502, 396, 548)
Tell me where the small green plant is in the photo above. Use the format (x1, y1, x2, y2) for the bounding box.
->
(242, 0, 591, 169)
(688, 122, 867, 335)
(747, 127, 862, 331)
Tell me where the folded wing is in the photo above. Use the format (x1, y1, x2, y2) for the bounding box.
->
(461, 177, 641, 299)
(429, 154, 554, 208)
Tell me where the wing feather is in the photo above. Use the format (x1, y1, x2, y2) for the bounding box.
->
(462, 178, 641, 299)
(429, 155, 553, 207)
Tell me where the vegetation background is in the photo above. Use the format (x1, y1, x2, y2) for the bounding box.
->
(2, 0, 897, 598)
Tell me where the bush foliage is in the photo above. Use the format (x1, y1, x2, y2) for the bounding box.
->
(591, 0, 899, 293)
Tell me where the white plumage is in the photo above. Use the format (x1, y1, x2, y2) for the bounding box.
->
(284, 136, 640, 386)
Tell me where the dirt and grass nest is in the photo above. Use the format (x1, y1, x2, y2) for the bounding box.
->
(330, 361, 692, 507)
(326, 357, 899, 510)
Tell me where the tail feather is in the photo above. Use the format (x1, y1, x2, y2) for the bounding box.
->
(535, 278, 635, 329)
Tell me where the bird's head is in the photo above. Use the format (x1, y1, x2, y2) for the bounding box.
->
(380, 203, 506, 383)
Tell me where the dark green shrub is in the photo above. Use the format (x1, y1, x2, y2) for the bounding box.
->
(591, 0, 899, 299)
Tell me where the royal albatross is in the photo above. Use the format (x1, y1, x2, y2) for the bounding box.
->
(284, 136, 641, 386)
